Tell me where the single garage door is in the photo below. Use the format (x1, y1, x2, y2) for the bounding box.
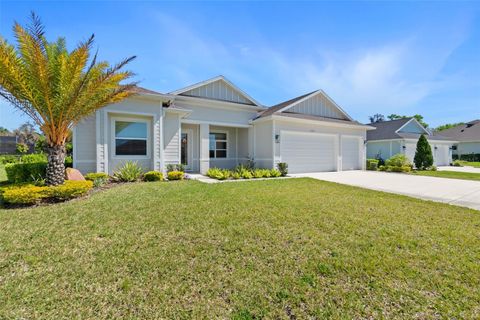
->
(434, 144, 450, 166)
(281, 131, 336, 173)
(342, 136, 361, 170)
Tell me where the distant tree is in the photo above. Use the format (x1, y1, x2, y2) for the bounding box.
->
(435, 122, 464, 132)
(387, 114, 429, 128)
(16, 142, 29, 154)
(414, 134, 433, 170)
(368, 113, 385, 123)
(13, 122, 38, 146)
(0, 126, 10, 136)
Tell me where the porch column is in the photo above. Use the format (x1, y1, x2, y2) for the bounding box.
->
(199, 123, 210, 174)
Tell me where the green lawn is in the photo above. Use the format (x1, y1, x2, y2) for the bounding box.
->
(456, 161, 480, 168)
(412, 170, 480, 182)
(1, 179, 479, 319)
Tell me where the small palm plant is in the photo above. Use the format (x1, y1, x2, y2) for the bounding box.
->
(0, 13, 136, 185)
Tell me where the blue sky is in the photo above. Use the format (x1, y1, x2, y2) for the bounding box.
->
(0, 1, 479, 130)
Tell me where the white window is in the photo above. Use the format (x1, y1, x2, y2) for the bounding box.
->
(209, 132, 227, 158)
(114, 120, 148, 156)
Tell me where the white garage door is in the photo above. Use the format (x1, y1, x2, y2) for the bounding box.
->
(434, 145, 450, 166)
(342, 137, 361, 170)
(280, 131, 336, 173)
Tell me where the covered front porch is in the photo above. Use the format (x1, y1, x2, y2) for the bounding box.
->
(179, 121, 252, 174)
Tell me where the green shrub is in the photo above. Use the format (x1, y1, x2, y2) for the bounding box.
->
(270, 169, 282, 177)
(166, 164, 185, 173)
(21, 153, 47, 163)
(5, 162, 47, 183)
(16, 143, 29, 154)
(85, 172, 109, 187)
(427, 165, 437, 171)
(1, 184, 48, 204)
(113, 161, 143, 182)
(241, 170, 252, 179)
(46, 180, 93, 200)
(386, 154, 412, 168)
(64, 155, 73, 168)
(366, 159, 379, 171)
(1, 180, 93, 205)
(379, 165, 411, 173)
(144, 171, 164, 182)
(414, 134, 433, 170)
(167, 171, 184, 180)
(277, 162, 288, 177)
(231, 172, 241, 179)
(453, 160, 462, 167)
(0, 155, 21, 164)
(206, 168, 224, 180)
(253, 169, 271, 178)
(458, 153, 480, 162)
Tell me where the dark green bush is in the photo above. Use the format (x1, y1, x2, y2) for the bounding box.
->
(414, 134, 433, 170)
(21, 153, 47, 163)
(5, 162, 47, 183)
(143, 171, 164, 182)
(277, 162, 288, 176)
(458, 153, 480, 162)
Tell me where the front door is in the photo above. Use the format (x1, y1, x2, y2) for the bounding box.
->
(181, 130, 192, 170)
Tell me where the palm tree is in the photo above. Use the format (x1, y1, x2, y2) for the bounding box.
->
(0, 13, 136, 185)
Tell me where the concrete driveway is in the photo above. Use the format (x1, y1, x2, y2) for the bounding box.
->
(292, 171, 480, 211)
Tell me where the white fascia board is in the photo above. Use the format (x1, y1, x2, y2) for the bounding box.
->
(275, 90, 354, 121)
(254, 114, 372, 130)
(174, 94, 265, 112)
(169, 75, 263, 107)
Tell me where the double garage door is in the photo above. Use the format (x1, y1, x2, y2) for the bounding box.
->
(280, 131, 361, 173)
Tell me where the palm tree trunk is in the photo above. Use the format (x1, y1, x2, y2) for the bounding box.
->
(46, 144, 66, 186)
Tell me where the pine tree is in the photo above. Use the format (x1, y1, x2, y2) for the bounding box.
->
(414, 134, 434, 170)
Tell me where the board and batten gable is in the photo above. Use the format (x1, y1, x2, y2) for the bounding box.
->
(288, 93, 348, 120)
(179, 79, 255, 105)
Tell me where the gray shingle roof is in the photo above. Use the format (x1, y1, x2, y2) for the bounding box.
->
(367, 118, 452, 141)
(436, 120, 480, 142)
(257, 91, 317, 118)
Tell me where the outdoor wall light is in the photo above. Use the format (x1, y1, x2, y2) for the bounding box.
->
(402, 146, 406, 149)
(275, 134, 280, 143)
(434, 146, 438, 150)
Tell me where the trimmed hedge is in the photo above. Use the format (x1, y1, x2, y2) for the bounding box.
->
(5, 162, 47, 183)
(457, 153, 480, 162)
(1, 180, 93, 205)
(167, 171, 184, 180)
(144, 171, 164, 182)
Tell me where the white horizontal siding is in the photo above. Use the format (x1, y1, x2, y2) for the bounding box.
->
(74, 115, 96, 161)
(164, 113, 180, 164)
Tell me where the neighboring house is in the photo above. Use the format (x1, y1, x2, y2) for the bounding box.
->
(366, 118, 455, 166)
(436, 120, 480, 159)
(73, 75, 374, 175)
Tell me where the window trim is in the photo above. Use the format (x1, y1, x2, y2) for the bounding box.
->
(209, 130, 228, 159)
(111, 117, 151, 159)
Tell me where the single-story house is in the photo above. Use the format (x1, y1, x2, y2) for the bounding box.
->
(436, 120, 480, 159)
(73, 75, 374, 175)
(366, 118, 456, 166)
